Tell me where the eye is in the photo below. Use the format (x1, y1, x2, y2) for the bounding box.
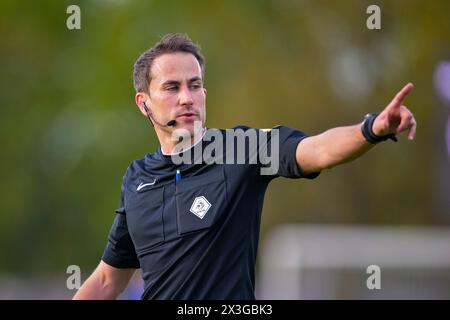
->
(166, 86, 178, 91)
(191, 84, 202, 90)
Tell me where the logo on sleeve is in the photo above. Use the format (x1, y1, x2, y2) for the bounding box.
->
(190, 196, 211, 219)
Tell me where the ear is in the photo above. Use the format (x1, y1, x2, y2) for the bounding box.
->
(203, 87, 207, 96)
(135, 92, 149, 117)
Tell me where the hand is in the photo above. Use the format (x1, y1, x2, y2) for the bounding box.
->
(372, 83, 417, 141)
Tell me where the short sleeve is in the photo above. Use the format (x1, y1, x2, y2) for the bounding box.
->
(259, 125, 321, 180)
(101, 177, 140, 269)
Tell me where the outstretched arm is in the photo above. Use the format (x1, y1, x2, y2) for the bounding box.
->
(296, 83, 417, 175)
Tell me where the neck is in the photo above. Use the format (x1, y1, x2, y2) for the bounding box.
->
(157, 126, 206, 155)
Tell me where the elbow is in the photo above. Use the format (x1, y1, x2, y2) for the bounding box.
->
(100, 282, 120, 299)
(316, 150, 339, 171)
(298, 152, 331, 174)
(297, 136, 337, 173)
(99, 274, 125, 299)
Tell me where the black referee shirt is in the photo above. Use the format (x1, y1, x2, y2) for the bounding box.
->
(102, 125, 319, 299)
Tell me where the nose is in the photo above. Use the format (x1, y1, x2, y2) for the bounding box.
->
(178, 86, 194, 106)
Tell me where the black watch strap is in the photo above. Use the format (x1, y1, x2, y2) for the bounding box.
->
(361, 113, 397, 144)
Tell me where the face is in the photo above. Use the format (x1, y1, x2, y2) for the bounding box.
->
(136, 52, 206, 136)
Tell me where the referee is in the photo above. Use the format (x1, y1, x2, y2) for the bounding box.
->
(73, 33, 417, 299)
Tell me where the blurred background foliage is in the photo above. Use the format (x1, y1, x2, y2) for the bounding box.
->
(0, 0, 449, 280)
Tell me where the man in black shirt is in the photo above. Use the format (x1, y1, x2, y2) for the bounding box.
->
(74, 33, 417, 299)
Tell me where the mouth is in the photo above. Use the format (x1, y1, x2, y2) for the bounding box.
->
(177, 112, 197, 120)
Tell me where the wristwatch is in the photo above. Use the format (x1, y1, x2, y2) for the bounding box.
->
(361, 113, 397, 144)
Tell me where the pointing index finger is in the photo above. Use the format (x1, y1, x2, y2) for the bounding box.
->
(392, 82, 414, 106)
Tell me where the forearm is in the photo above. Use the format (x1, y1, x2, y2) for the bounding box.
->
(72, 262, 135, 300)
(297, 123, 375, 173)
(316, 123, 374, 169)
(73, 272, 121, 300)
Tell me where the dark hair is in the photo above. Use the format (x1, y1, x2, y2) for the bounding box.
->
(133, 33, 205, 93)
